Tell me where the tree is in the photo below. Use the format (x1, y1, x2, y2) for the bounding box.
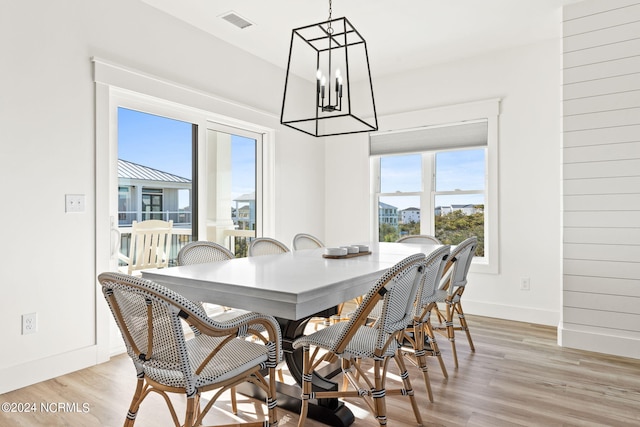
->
(399, 220, 420, 237)
(434, 206, 484, 256)
(379, 223, 399, 242)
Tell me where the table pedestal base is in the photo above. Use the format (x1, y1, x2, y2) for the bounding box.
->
(238, 308, 355, 426)
(236, 381, 355, 427)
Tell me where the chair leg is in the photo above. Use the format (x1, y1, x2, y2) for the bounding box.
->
(184, 394, 200, 427)
(424, 321, 448, 378)
(372, 359, 388, 426)
(297, 346, 311, 427)
(394, 352, 423, 427)
(445, 301, 459, 369)
(267, 366, 279, 427)
(230, 386, 238, 414)
(413, 322, 434, 402)
(124, 376, 145, 427)
(456, 302, 475, 352)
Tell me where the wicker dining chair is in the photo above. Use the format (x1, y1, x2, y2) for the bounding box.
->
(248, 237, 290, 257)
(401, 244, 451, 401)
(291, 233, 324, 250)
(396, 234, 442, 244)
(98, 272, 281, 427)
(293, 253, 428, 427)
(177, 240, 253, 413)
(177, 240, 235, 265)
(177, 241, 239, 317)
(431, 236, 478, 368)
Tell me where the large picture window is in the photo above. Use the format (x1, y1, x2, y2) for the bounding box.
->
(375, 148, 486, 256)
(370, 100, 499, 273)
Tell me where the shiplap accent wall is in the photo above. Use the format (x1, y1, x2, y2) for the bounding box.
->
(562, 0, 640, 359)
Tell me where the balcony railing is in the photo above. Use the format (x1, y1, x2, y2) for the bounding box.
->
(118, 210, 192, 227)
(117, 227, 256, 265)
(118, 227, 192, 268)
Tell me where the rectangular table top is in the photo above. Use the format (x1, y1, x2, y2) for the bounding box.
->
(142, 241, 441, 320)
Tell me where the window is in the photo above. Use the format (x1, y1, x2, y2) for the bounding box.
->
(117, 107, 196, 266)
(370, 99, 499, 273)
(94, 57, 276, 362)
(375, 148, 485, 256)
(141, 188, 164, 221)
(117, 107, 195, 229)
(434, 149, 485, 256)
(205, 125, 260, 257)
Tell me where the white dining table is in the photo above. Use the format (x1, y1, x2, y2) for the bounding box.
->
(142, 241, 441, 321)
(141, 240, 442, 427)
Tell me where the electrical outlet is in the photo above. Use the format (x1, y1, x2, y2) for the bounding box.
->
(520, 277, 531, 291)
(22, 313, 37, 335)
(65, 194, 85, 213)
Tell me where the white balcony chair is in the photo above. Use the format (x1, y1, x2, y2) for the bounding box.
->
(118, 220, 173, 275)
(98, 272, 281, 427)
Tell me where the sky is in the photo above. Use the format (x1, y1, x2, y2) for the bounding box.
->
(118, 108, 256, 207)
(380, 150, 485, 209)
(118, 107, 484, 212)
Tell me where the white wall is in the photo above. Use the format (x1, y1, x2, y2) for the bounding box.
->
(0, 0, 324, 393)
(561, 0, 640, 359)
(325, 38, 564, 326)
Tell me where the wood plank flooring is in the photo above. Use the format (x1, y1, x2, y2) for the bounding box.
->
(1, 315, 639, 426)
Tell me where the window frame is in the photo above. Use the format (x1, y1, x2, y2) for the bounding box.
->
(94, 57, 276, 361)
(370, 99, 500, 274)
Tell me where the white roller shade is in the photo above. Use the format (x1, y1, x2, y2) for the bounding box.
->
(369, 119, 488, 156)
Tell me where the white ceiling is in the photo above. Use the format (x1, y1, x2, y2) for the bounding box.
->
(141, 0, 581, 78)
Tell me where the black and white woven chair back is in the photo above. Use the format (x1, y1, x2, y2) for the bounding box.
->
(396, 234, 442, 244)
(450, 237, 478, 289)
(414, 245, 451, 312)
(99, 273, 217, 393)
(177, 241, 234, 265)
(248, 237, 290, 257)
(343, 253, 427, 350)
(292, 233, 324, 250)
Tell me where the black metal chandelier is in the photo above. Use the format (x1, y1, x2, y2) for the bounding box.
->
(280, 0, 378, 137)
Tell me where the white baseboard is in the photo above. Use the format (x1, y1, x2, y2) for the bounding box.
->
(0, 346, 100, 395)
(559, 323, 640, 360)
(463, 299, 560, 327)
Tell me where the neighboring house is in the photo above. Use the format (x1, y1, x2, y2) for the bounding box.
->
(400, 207, 420, 224)
(435, 204, 481, 216)
(233, 192, 256, 230)
(379, 201, 398, 226)
(117, 159, 192, 227)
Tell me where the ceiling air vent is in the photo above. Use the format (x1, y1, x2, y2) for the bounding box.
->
(220, 11, 254, 29)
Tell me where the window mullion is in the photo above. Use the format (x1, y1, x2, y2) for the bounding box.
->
(422, 153, 434, 236)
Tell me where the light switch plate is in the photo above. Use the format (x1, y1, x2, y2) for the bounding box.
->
(65, 194, 85, 213)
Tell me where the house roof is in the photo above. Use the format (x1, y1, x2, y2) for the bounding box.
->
(378, 201, 397, 210)
(234, 192, 255, 202)
(118, 159, 191, 183)
(438, 204, 477, 209)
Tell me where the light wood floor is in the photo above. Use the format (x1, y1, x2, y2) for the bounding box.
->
(1, 315, 639, 426)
